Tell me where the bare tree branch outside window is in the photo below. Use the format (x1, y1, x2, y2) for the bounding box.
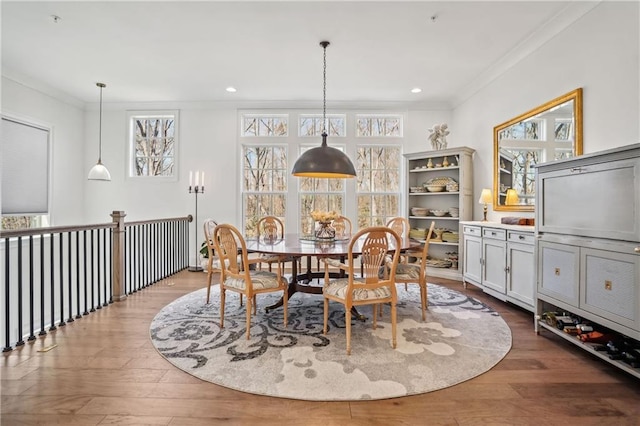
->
(131, 114, 176, 177)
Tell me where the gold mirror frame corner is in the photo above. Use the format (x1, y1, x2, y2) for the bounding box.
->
(493, 88, 583, 212)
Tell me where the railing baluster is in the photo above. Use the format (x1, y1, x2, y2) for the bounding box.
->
(16, 237, 24, 346)
(75, 231, 81, 319)
(90, 229, 96, 312)
(104, 228, 109, 307)
(49, 232, 57, 330)
(28, 235, 36, 341)
(59, 232, 65, 326)
(108, 230, 113, 304)
(83, 230, 88, 315)
(39, 233, 46, 336)
(67, 232, 74, 323)
(3, 238, 11, 352)
(97, 229, 102, 309)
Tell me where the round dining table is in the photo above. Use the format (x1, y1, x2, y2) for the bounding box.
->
(245, 233, 418, 316)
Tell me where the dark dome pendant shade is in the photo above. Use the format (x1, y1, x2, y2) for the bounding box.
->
(291, 41, 356, 179)
(292, 132, 356, 178)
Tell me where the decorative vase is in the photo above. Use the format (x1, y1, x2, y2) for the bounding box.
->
(442, 156, 449, 167)
(315, 221, 336, 240)
(427, 158, 434, 168)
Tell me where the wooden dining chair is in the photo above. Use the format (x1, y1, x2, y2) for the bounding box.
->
(386, 216, 422, 268)
(213, 224, 288, 339)
(388, 221, 435, 321)
(386, 216, 410, 239)
(322, 226, 402, 355)
(320, 215, 352, 279)
(203, 218, 220, 304)
(256, 216, 287, 272)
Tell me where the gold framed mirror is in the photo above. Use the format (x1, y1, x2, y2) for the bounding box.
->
(493, 88, 583, 212)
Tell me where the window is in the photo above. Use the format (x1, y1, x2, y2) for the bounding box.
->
(242, 145, 287, 236)
(127, 111, 178, 178)
(356, 146, 401, 229)
(298, 146, 345, 234)
(299, 114, 346, 137)
(239, 110, 405, 235)
(1, 116, 50, 229)
(242, 115, 288, 137)
(356, 115, 402, 137)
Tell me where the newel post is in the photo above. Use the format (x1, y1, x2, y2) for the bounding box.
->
(111, 210, 127, 301)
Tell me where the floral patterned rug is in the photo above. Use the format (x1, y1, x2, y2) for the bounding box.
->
(149, 283, 511, 401)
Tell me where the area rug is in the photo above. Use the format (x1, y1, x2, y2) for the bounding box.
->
(149, 283, 511, 401)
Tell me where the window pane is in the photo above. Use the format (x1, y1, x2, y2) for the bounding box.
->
(129, 113, 177, 177)
(356, 145, 401, 229)
(328, 179, 343, 192)
(357, 170, 371, 192)
(385, 170, 400, 192)
(299, 115, 346, 137)
(242, 144, 288, 232)
(356, 116, 402, 137)
(357, 195, 371, 229)
(356, 147, 370, 169)
(272, 146, 287, 169)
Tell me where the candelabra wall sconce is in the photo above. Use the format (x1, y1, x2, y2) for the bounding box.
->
(188, 170, 205, 272)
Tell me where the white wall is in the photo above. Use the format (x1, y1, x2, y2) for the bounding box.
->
(453, 1, 639, 222)
(1, 77, 86, 225)
(83, 105, 238, 225)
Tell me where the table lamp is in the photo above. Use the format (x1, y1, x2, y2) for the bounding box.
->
(505, 188, 519, 206)
(478, 188, 492, 221)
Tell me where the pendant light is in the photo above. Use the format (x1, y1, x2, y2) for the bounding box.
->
(292, 41, 356, 178)
(88, 82, 111, 181)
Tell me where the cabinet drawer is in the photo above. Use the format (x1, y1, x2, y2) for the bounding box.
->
(508, 231, 534, 245)
(538, 240, 579, 306)
(483, 228, 506, 240)
(580, 247, 639, 330)
(463, 225, 481, 236)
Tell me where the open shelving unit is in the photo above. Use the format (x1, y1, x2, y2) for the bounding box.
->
(404, 146, 475, 280)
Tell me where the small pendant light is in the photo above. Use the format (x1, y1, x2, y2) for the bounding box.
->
(88, 82, 111, 181)
(291, 41, 356, 178)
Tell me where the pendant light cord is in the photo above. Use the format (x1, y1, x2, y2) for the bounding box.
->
(322, 42, 327, 135)
(98, 84, 103, 163)
(320, 41, 329, 137)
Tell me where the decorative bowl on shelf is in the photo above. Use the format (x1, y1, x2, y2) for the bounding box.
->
(411, 207, 429, 216)
(448, 207, 459, 217)
(410, 186, 426, 193)
(430, 209, 449, 217)
(426, 176, 457, 187)
(425, 184, 446, 192)
(446, 182, 459, 192)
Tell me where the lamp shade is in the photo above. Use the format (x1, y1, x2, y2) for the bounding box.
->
(479, 188, 492, 204)
(505, 188, 519, 205)
(291, 133, 356, 178)
(88, 82, 111, 181)
(88, 161, 112, 181)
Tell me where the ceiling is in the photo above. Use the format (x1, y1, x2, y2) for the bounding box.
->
(1, 1, 595, 108)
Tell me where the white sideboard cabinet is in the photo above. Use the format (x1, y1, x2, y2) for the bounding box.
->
(462, 221, 535, 311)
(535, 143, 640, 378)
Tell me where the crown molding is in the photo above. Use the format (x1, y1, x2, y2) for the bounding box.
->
(452, 1, 602, 108)
(2, 68, 85, 110)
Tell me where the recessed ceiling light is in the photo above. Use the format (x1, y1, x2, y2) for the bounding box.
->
(411, 88, 422, 93)
(226, 87, 237, 93)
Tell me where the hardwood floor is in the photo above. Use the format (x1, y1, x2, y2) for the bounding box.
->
(2, 270, 639, 425)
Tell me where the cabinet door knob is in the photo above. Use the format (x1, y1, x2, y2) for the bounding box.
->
(518, 235, 525, 240)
